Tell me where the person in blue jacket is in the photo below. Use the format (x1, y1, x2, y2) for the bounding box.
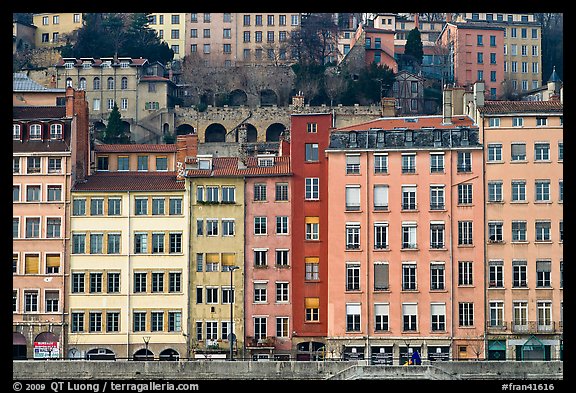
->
(411, 349, 422, 365)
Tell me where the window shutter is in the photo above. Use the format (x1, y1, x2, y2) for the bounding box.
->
(374, 263, 389, 289)
(25, 255, 39, 274)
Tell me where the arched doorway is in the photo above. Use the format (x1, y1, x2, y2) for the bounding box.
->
(86, 348, 115, 360)
(163, 123, 170, 135)
(260, 89, 278, 106)
(121, 120, 131, 135)
(176, 124, 195, 135)
(133, 348, 154, 361)
(230, 89, 248, 106)
(296, 341, 325, 361)
(13, 332, 27, 360)
(246, 124, 258, 142)
(265, 123, 286, 142)
(205, 123, 227, 142)
(68, 348, 83, 359)
(33, 331, 60, 359)
(159, 348, 180, 361)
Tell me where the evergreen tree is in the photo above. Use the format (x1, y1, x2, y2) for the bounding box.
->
(404, 28, 424, 66)
(103, 104, 130, 144)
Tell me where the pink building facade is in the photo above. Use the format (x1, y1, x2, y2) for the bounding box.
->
(326, 115, 485, 363)
(244, 167, 293, 360)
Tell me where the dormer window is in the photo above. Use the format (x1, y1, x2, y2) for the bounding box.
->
(377, 131, 385, 144)
(102, 61, 112, 69)
(349, 132, 357, 148)
(82, 62, 92, 69)
(29, 124, 42, 140)
(64, 62, 74, 69)
(120, 61, 130, 69)
(198, 155, 213, 170)
(13, 124, 21, 140)
(50, 124, 63, 140)
(258, 156, 274, 167)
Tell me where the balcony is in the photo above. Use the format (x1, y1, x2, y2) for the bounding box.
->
(430, 242, 445, 249)
(402, 243, 417, 250)
(346, 244, 360, 250)
(246, 336, 276, 348)
(457, 164, 472, 173)
(486, 321, 508, 331)
(402, 167, 416, 174)
(511, 321, 559, 334)
(430, 203, 445, 211)
(402, 203, 417, 211)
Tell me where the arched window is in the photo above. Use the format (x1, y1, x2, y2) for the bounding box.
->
(66, 78, 73, 88)
(50, 124, 63, 139)
(29, 124, 42, 140)
(79, 78, 86, 90)
(93, 77, 100, 90)
(107, 77, 114, 90)
(121, 77, 128, 90)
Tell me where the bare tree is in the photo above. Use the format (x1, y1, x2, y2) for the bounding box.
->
(324, 68, 347, 106)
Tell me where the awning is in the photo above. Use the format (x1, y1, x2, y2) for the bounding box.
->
(13, 332, 27, 345)
(34, 332, 58, 343)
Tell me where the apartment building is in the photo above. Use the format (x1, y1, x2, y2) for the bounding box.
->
(147, 13, 187, 59)
(456, 13, 542, 95)
(54, 57, 178, 144)
(244, 155, 292, 360)
(326, 115, 485, 363)
(184, 13, 301, 65)
(438, 22, 505, 99)
(32, 13, 83, 48)
(289, 112, 332, 360)
(13, 87, 89, 359)
(68, 144, 188, 360)
(479, 99, 563, 361)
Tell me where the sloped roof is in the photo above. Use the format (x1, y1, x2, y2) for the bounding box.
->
(477, 101, 563, 114)
(337, 115, 475, 131)
(13, 72, 65, 93)
(72, 172, 185, 192)
(13, 106, 67, 120)
(185, 156, 291, 178)
(94, 143, 177, 153)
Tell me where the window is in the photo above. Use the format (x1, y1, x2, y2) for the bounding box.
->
(401, 185, 417, 210)
(206, 186, 218, 203)
(152, 198, 165, 215)
(512, 260, 527, 287)
(253, 282, 268, 303)
(346, 303, 361, 332)
(430, 154, 444, 173)
(29, 123, 42, 140)
(48, 158, 62, 174)
(430, 185, 445, 210)
(27, 157, 41, 173)
(430, 223, 445, 249)
(25, 218, 40, 238)
(49, 124, 63, 139)
(459, 303, 474, 327)
(135, 198, 148, 215)
(254, 217, 267, 235)
(24, 291, 39, 312)
(511, 143, 526, 161)
(374, 154, 388, 174)
(117, 156, 129, 171)
(430, 263, 445, 290)
(134, 233, 148, 253)
(536, 260, 551, 288)
(305, 298, 320, 322)
(458, 221, 473, 245)
(487, 144, 502, 162)
(402, 223, 417, 249)
(71, 312, 84, 332)
(346, 223, 360, 250)
(275, 249, 289, 267)
(559, 181, 563, 202)
(304, 143, 319, 162)
(537, 301, 552, 331)
(152, 272, 164, 293)
(134, 272, 147, 293)
(45, 291, 59, 313)
(487, 182, 502, 202)
(254, 250, 267, 267)
(90, 198, 104, 215)
(254, 183, 267, 201)
(24, 254, 39, 275)
(431, 303, 446, 331)
(402, 304, 417, 331)
(169, 272, 181, 293)
(221, 186, 235, 203)
(534, 143, 550, 161)
(535, 180, 550, 202)
(457, 151, 471, 172)
(402, 154, 416, 173)
(46, 218, 61, 238)
(459, 261, 473, 286)
(402, 263, 417, 290)
(26, 185, 41, 202)
(107, 234, 121, 254)
(222, 219, 235, 236)
(89, 272, 103, 293)
(152, 233, 165, 253)
(137, 156, 148, 171)
(345, 185, 360, 211)
(13, 186, 20, 202)
(488, 222, 503, 243)
(372, 262, 389, 290)
(373, 185, 388, 211)
(512, 117, 523, 127)
(169, 198, 182, 215)
(346, 263, 360, 291)
(71, 273, 85, 293)
(276, 216, 289, 235)
(511, 181, 526, 202)
(305, 178, 319, 200)
(133, 312, 146, 332)
(72, 234, 85, 254)
(346, 155, 360, 174)
(374, 223, 388, 250)
(305, 258, 319, 281)
(305, 217, 319, 240)
(13, 158, 20, 174)
(512, 221, 527, 242)
(488, 261, 504, 288)
(107, 272, 120, 293)
(477, 52, 483, 64)
(170, 233, 182, 253)
(206, 219, 218, 236)
(535, 221, 551, 242)
(13, 218, 19, 238)
(275, 183, 288, 201)
(105, 198, 121, 216)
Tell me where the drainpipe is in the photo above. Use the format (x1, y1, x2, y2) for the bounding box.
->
(186, 180, 192, 360)
(126, 190, 131, 359)
(243, 177, 247, 361)
(61, 156, 70, 358)
(364, 149, 371, 364)
(449, 131, 454, 360)
(481, 115, 488, 360)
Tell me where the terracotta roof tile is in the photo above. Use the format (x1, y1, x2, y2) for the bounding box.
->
(185, 156, 291, 178)
(13, 106, 67, 120)
(94, 144, 177, 153)
(337, 115, 476, 131)
(477, 100, 563, 114)
(72, 172, 184, 192)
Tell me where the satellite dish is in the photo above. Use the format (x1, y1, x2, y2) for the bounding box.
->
(227, 333, 236, 343)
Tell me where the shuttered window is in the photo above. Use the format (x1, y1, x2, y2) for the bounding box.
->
(25, 254, 39, 274)
(374, 263, 389, 290)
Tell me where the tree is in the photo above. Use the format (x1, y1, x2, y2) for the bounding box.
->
(103, 104, 130, 144)
(535, 13, 563, 83)
(404, 28, 424, 66)
(289, 13, 340, 67)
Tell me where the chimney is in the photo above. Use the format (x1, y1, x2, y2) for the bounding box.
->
(69, 87, 90, 184)
(414, 13, 419, 29)
(291, 92, 304, 109)
(473, 81, 485, 108)
(442, 85, 453, 125)
(445, 13, 452, 23)
(238, 123, 247, 144)
(279, 132, 291, 157)
(176, 133, 198, 180)
(381, 97, 396, 117)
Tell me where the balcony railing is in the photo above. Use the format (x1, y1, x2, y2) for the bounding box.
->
(511, 321, 558, 333)
(346, 244, 360, 250)
(430, 242, 445, 249)
(346, 204, 361, 211)
(402, 203, 417, 210)
(430, 203, 445, 210)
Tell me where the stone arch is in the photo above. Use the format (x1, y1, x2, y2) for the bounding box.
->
(260, 89, 278, 106)
(67, 348, 83, 359)
(93, 121, 106, 135)
(86, 348, 115, 360)
(230, 89, 248, 106)
(163, 123, 170, 135)
(159, 348, 180, 361)
(121, 120, 131, 134)
(265, 122, 286, 142)
(205, 123, 227, 143)
(201, 90, 215, 107)
(13, 332, 27, 360)
(246, 123, 258, 142)
(33, 332, 59, 358)
(133, 348, 154, 361)
(176, 124, 195, 135)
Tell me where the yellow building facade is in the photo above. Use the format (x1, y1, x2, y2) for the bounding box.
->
(33, 13, 83, 48)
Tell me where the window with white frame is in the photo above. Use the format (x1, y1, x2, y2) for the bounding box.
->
(512, 260, 527, 287)
(346, 154, 360, 174)
(487, 181, 503, 202)
(458, 261, 473, 286)
(374, 154, 388, 174)
(402, 185, 417, 210)
(345, 185, 361, 211)
(374, 222, 388, 249)
(536, 260, 551, 288)
(537, 301, 552, 331)
(459, 302, 474, 326)
(535, 180, 550, 201)
(511, 180, 526, 201)
(254, 317, 267, 340)
(254, 249, 267, 267)
(402, 263, 417, 290)
(488, 222, 504, 242)
(535, 221, 551, 242)
(254, 217, 267, 235)
(489, 301, 504, 327)
(430, 263, 445, 290)
(373, 185, 388, 210)
(402, 303, 417, 331)
(487, 143, 502, 161)
(346, 303, 361, 332)
(534, 143, 550, 161)
(374, 304, 389, 331)
(345, 223, 360, 250)
(512, 221, 527, 242)
(402, 154, 416, 173)
(430, 223, 445, 249)
(402, 222, 417, 249)
(254, 282, 267, 303)
(430, 185, 445, 210)
(305, 217, 319, 240)
(430, 153, 444, 173)
(346, 263, 360, 291)
(458, 221, 473, 245)
(305, 178, 319, 200)
(431, 303, 446, 331)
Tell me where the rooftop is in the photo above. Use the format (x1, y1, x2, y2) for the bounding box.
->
(94, 143, 177, 153)
(478, 101, 563, 114)
(185, 156, 291, 178)
(337, 115, 475, 131)
(13, 106, 67, 120)
(72, 172, 184, 192)
(13, 72, 65, 93)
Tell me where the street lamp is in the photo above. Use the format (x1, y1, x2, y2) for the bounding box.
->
(143, 336, 151, 361)
(228, 265, 240, 361)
